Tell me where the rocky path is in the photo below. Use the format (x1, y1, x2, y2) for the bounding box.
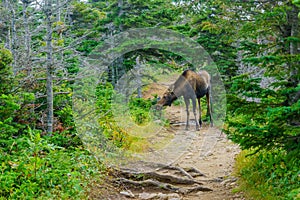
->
(177, 127, 242, 200)
(89, 80, 244, 200)
(90, 106, 244, 200)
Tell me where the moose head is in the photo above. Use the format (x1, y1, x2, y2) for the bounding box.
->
(156, 86, 178, 110)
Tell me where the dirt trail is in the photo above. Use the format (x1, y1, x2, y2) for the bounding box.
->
(165, 106, 242, 200)
(90, 81, 244, 200)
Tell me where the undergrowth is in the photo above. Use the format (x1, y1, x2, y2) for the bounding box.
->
(96, 82, 164, 150)
(0, 128, 104, 199)
(234, 149, 300, 200)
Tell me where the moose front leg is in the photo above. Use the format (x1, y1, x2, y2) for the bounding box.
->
(184, 98, 190, 130)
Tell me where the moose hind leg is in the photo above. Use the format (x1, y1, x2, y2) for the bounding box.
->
(198, 98, 202, 128)
(192, 98, 200, 131)
(206, 92, 213, 127)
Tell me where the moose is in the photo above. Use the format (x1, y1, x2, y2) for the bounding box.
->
(156, 69, 213, 131)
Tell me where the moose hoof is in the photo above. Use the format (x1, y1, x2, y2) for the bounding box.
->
(196, 127, 200, 131)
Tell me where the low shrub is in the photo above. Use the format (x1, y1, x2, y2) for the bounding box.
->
(234, 149, 300, 200)
(0, 128, 103, 199)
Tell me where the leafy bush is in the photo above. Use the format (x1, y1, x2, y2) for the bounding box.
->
(0, 128, 103, 199)
(95, 82, 132, 148)
(0, 46, 103, 199)
(0, 46, 35, 151)
(128, 97, 155, 125)
(235, 149, 300, 200)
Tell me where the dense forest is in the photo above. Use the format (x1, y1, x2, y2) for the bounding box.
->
(0, 0, 299, 199)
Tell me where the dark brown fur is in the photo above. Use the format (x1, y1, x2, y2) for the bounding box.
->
(156, 69, 213, 130)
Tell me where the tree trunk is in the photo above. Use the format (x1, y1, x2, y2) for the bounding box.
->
(288, 4, 300, 104)
(45, 0, 54, 134)
(9, 2, 17, 74)
(2, 0, 10, 49)
(289, 5, 299, 56)
(22, 0, 31, 75)
(118, 0, 124, 32)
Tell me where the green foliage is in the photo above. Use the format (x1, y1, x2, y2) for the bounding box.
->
(292, 0, 300, 17)
(95, 82, 160, 149)
(96, 82, 114, 115)
(65, 55, 80, 75)
(0, 47, 13, 93)
(128, 97, 155, 125)
(1, 0, 299, 198)
(188, 1, 238, 83)
(195, 32, 238, 83)
(71, 1, 106, 35)
(218, 1, 300, 198)
(0, 47, 33, 149)
(226, 73, 300, 152)
(0, 128, 102, 199)
(76, 40, 101, 55)
(96, 0, 179, 30)
(96, 82, 132, 148)
(235, 149, 300, 200)
(0, 46, 102, 199)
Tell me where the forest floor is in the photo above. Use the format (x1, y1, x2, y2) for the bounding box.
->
(89, 77, 245, 200)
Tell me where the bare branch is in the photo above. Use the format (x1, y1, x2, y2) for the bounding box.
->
(35, 91, 70, 99)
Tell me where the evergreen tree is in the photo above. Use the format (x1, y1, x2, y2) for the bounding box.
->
(217, 1, 300, 152)
(82, 0, 182, 84)
(0, 46, 34, 149)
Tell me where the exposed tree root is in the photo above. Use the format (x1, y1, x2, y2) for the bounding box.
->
(117, 169, 202, 185)
(160, 165, 194, 179)
(183, 166, 206, 177)
(161, 165, 206, 178)
(120, 162, 205, 178)
(111, 164, 213, 195)
(117, 178, 213, 194)
(117, 178, 180, 192)
(179, 185, 213, 194)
